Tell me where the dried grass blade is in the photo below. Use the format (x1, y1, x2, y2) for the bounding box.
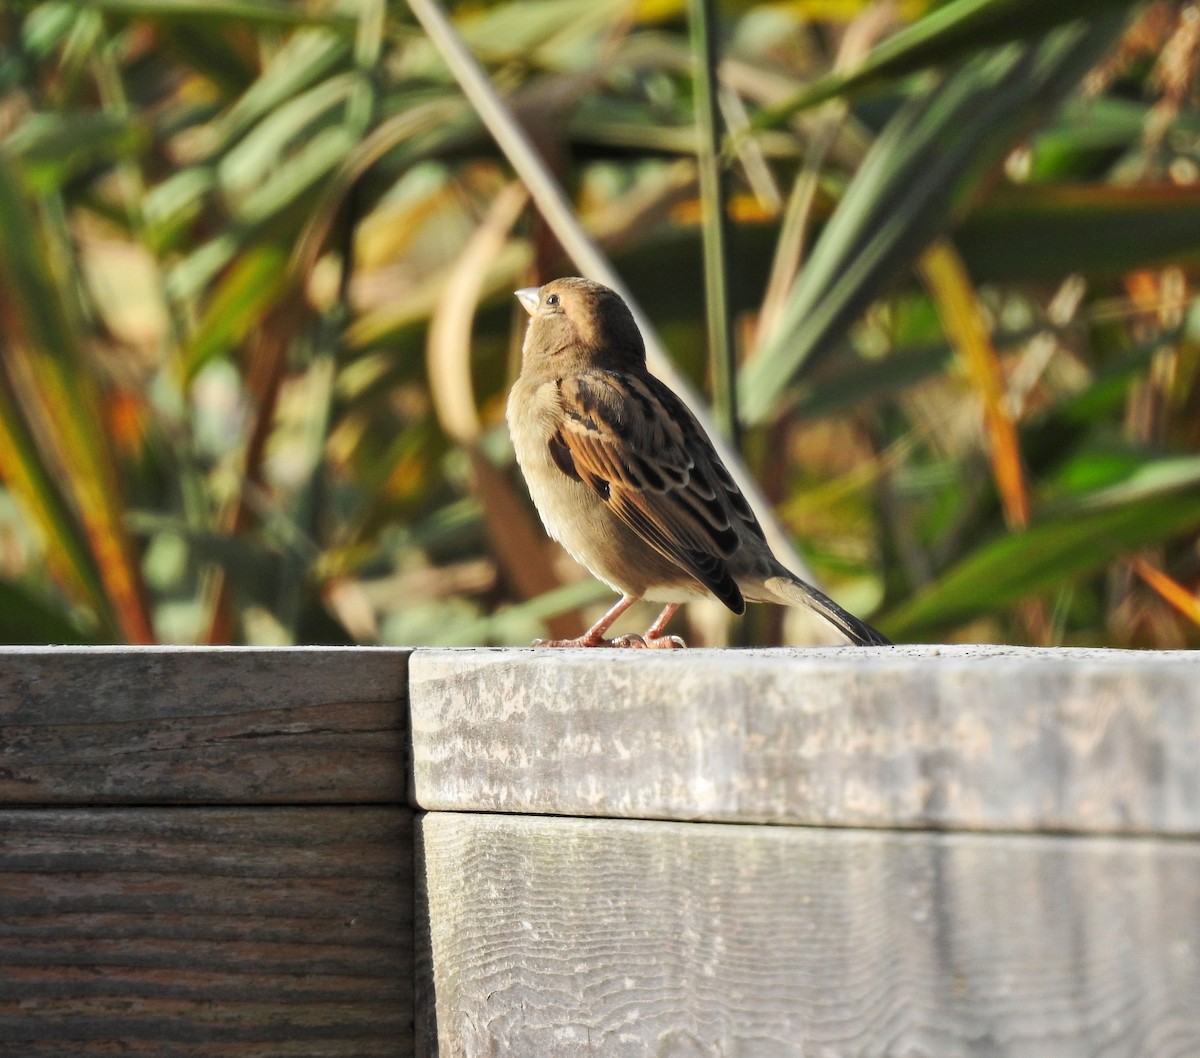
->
(918, 239, 1030, 529)
(1131, 556, 1200, 627)
(426, 181, 581, 639)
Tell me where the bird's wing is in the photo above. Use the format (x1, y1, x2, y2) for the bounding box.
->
(547, 369, 765, 614)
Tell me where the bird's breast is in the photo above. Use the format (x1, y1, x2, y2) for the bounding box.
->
(506, 378, 692, 598)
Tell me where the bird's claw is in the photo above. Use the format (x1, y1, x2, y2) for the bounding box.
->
(532, 634, 645, 648)
(531, 632, 686, 649)
(610, 633, 648, 649)
(645, 634, 686, 649)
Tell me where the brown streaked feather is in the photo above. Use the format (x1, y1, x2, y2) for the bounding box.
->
(547, 432, 580, 481)
(548, 369, 766, 614)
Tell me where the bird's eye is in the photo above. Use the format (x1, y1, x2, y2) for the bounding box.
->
(545, 293, 560, 307)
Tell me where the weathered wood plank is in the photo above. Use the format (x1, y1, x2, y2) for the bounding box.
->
(417, 811, 1200, 1058)
(0, 648, 408, 804)
(0, 806, 414, 1056)
(409, 645, 1200, 833)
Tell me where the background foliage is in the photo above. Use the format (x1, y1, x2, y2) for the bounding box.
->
(0, 0, 1198, 647)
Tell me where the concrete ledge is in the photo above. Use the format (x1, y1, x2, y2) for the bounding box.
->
(417, 811, 1200, 1057)
(409, 645, 1200, 834)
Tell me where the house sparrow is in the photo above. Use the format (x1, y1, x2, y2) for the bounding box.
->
(507, 277, 891, 648)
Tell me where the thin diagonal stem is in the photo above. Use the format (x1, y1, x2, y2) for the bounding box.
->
(689, 0, 739, 447)
(406, 0, 816, 582)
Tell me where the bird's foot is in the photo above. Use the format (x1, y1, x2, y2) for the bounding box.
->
(610, 633, 648, 648)
(531, 632, 683, 649)
(532, 634, 644, 648)
(644, 633, 686, 649)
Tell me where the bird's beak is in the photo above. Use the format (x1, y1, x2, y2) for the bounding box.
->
(514, 287, 540, 316)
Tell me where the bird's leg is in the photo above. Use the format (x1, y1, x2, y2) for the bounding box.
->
(641, 603, 686, 649)
(533, 594, 643, 648)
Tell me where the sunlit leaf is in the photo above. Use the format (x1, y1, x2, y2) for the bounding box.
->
(740, 15, 1128, 424)
(0, 349, 109, 621)
(0, 153, 153, 642)
(1131, 557, 1200, 628)
(183, 244, 292, 381)
(882, 482, 1200, 640)
(91, 0, 356, 29)
(918, 239, 1028, 527)
(757, 0, 1136, 122)
(959, 184, 1200, 282)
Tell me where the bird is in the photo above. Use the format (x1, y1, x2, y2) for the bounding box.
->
(506, 277, 891, 649)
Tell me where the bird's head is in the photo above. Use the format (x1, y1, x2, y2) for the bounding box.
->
(515, 277, 645, 375)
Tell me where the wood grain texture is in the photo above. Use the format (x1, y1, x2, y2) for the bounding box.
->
(0, 648, 408, 804)
(0, 806, 414, 1056)
(417, 811, 1200, 1058)
(409, 645, 1200, 833)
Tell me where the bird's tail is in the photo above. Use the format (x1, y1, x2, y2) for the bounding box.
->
(763, 574, 892, 646)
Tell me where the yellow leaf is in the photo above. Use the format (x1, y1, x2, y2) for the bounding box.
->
(919, 239, 1030, 529)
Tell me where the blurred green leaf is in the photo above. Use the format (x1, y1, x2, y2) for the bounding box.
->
(688, 0, 738, 443)
(183, 244, 292, 381)
(213, 30, 353, 148)
(757, 0, 1137, 122)
(0, 153, 153, 641)
(218, 73, 358, 204)
(740, 15, 1128, 424)
(0, 579, 94, 644)
(402, 0, 633, 74)
(793, 342, 953, 418)
(1046, 453, 1200, 514)
(430, 578, 611, 646)
(6, 112, 145, 189)
(882, 474, 1200, 640)
(959, 184, 1200, 282)
(1046, 445, 1151, 497)
(90, 0, 356, 29)
(1021, 97, 1180, 181)
(0, 345, 110, 623)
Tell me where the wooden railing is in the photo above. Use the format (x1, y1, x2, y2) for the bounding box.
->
(2, 645, 1198, 1056)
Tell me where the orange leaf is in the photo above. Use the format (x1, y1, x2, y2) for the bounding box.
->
(919, 239, 1030, 529)
(1131, 556, 1200, 626)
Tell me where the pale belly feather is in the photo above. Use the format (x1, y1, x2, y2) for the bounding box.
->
(508, 383, 706, 602)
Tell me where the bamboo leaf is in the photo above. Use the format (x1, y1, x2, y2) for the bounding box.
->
(757, 0, 1137, 123)
(217, 72, 359, 208)
(89, 0, 356, 30)
(6, 111, 145, 189)
(881, 478, 1200, 640)
(0, 345, 110, 624)
(688, 0, 738, 444)
(918, 239, 1028, 528)
(213, 30, 353, 149)
(740, 15, 1128, 424)
(958, 184, 1200, 282)
(0, 579, 94, 644)
(1131, 558, 1200, 628)
(183, 244, 292, 382)
(0, 153, 154, 642)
